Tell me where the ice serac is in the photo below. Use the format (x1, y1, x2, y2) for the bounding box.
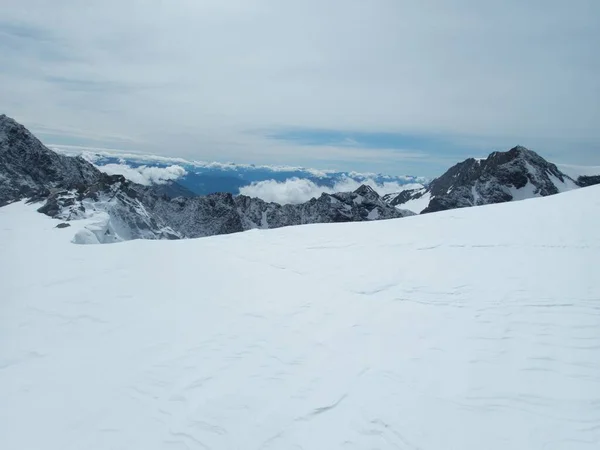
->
(38, 175, 182, 243)
(0, 114, 412, 242)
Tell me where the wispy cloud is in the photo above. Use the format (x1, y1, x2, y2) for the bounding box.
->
(50, 144, 427, 181)
(1, 1, 599, 175)
(266, 129, 447, 151)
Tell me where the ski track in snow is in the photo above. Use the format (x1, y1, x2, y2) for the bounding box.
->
(1, 187, 600, 449)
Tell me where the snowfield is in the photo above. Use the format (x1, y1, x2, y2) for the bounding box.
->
(1, 186, 600, 450)
(398, 190, 431, 214)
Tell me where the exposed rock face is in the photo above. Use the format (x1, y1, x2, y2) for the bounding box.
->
(127, 183, 413, 239)
(0, 114, 101, 206)
(147, 181, 196, 199)
(386, 146, 579, 214)
(576, 175, 600, 188)
(0, 114, 412, 243)
(36, 175, 182, 243)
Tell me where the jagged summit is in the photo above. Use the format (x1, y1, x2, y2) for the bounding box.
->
(354, 184, 377, 196)
(385, 146, 580, 214)
(503, 145, 533, 156)
(353, 184, 380, 202)
(0, 113, 15, 125)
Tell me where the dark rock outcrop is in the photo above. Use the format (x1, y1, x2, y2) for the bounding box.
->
(141, 184, 413, 238)
(576, 175, 600, 188)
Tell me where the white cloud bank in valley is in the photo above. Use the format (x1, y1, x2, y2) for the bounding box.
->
(239, 178, 424, 204)
(98, 163, 187, 186)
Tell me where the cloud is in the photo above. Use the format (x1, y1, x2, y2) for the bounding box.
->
(557, 164, 600, 179)
(50, 144, 191, 165)
(97, 163, 187, 186)
(2, 1, 599, 174)
(239, 177, 424, 204)
(52, 144, 429, 181)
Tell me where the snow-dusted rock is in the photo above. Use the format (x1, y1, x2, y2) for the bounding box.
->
(387, 146, 581, 214)
(0, 114, 101, 206)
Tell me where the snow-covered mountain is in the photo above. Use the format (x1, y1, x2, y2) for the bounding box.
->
(385, 146, 588, 213)
(2, 183, 599, 450)
(0, 115, 412, 243)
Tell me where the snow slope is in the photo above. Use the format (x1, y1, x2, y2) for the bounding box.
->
(398, 190, 431, 214)
(1, 186, 599, 450)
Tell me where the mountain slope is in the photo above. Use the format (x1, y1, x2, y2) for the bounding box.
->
(0, 115, 411, 242)
(387, 146, 579, 213)
(0, 114, 101, 206)
(1, 186, 598, 450)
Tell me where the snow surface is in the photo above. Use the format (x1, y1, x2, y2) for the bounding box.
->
(548, 173, 579, 193)
(366, 208, 379, 220)
(1, 187, 600, 450)
(508, 181, 539, 201)
(398, 189, 431, 214)
(507, 173, 577, 201)
(471, 186, 481, 205)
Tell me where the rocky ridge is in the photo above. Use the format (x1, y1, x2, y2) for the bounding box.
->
(385, 146, 585, 213)
(0, 115, 412, 243)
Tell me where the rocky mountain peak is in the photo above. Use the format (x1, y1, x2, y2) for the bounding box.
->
(0, 114, 103, 206)
(353, 184, 380, 202)
(354, 184, 377, 195)
(384, 146, 580, 215)
(421, 146, 577, 213)
(506, 145, 532, 157)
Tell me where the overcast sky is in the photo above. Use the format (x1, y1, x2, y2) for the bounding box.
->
(1, 0, 598, 176)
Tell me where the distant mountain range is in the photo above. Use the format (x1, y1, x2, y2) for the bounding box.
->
(51, 144, 425, 198)
(2, 113, 599, 244)
(0, 115, 413, 244)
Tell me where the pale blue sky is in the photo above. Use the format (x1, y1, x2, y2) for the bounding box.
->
(1, 0, 599, 176)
